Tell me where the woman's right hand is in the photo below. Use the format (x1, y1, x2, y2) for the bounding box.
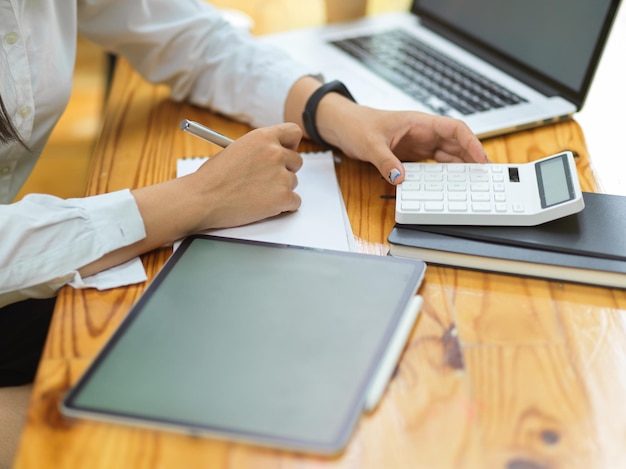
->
(185, 122, 304, 231)
(80, 123, 304, 278)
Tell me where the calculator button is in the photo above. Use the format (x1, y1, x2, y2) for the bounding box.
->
(512, 203, 524, 212)
(401, 201, 421, 211)
(470, 174, 489, 182)
(448, 202, 468, 212)
(401, 181, 421, 191)
(446, 174, 467, 182)
(493, 183, 505, 192)
(470, 183, 490, 192)
(447, 192, 467, 201)
(424, 183, 444, 191)
(495, 203, 508, 212)
(404, 172, 420, 180)
(494, 193, 506, 202)
(447, 183, 468, 191)
(471, 203, 492, 212)
(424, 165, 444, 172)
(471, 193, 490, 202)
(424, 202, 445, 211)
(402, 191, 444, 201)
(424, 173, 444, 182)
(446, 164, 467, 173)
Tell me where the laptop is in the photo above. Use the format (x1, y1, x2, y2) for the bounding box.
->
(260, 0, 622, 138)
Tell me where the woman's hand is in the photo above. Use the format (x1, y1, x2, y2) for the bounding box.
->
(286, 76, 487, 185)
(317, 99, 487, 185)
(80, 123, 304, 278)
(185, 123, 304, 230)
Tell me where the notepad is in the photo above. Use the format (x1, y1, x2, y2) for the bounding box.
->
(177, 151, 356, 252)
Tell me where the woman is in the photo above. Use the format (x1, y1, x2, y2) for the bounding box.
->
(0, 0, 486, 385)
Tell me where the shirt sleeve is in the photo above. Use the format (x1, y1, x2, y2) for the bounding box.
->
(76, 0, 318, 128)
(0, 189, 148, 308)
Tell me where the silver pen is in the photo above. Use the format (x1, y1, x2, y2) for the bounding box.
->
(180, 119, 234, 148)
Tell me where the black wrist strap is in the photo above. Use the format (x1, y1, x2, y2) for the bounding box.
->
(302, 80, 356, 148)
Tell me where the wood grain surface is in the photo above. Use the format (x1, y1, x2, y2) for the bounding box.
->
(13, 1, 626, 467)
(13, 55, 626, 469)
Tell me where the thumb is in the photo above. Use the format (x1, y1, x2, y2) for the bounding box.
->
(373, 148, 404, 185)
(275, 122, 303, 151)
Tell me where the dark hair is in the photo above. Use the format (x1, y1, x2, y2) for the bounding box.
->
(0, 94, 28, 148)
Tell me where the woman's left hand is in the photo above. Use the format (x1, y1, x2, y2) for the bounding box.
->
(318, 99, 488, 185)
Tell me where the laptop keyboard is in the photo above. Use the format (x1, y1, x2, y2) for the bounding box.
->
(330, 29, 527, 116)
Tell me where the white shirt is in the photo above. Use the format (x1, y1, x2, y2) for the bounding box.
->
(0, 0, 315, 307)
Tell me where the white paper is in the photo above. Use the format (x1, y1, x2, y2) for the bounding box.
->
(176, 151, 356, 252)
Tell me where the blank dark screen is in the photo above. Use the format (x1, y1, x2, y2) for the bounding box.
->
(417, 0, 613, 92)
(64, 237, 424, 452)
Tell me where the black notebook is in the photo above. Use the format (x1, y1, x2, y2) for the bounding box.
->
(388, 192, 626, 288)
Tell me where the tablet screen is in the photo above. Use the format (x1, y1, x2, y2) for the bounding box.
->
(62, 235, 426, 454)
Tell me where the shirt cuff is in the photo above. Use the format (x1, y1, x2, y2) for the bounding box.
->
(70, 257, 148, 290)
(67, 190, 148, 290)
(74, 189, 147, 256)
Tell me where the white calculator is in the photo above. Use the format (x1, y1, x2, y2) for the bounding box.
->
(395, 151, 584, 226)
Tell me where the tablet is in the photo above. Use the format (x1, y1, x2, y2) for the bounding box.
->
(61, 235, 426, 455)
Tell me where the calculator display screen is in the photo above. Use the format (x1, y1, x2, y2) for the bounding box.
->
(535, 153, 575, 207)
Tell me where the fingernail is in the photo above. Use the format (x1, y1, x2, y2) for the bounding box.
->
(388, 168, 401, 184)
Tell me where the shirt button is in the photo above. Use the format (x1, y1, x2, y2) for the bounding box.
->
(18, 106, 31, 118)
(4, 32, 19, 45)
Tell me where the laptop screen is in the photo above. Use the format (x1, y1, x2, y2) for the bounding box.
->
(414, 0, 619, 102)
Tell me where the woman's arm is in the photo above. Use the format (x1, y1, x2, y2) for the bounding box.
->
(78, 123, 303, 278)
(284, 76, 487, 184)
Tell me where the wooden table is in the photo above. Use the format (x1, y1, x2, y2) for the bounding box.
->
(14, 16, 626, 469)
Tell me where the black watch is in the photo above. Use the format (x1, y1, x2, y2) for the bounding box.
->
(302, 80, 356, 148)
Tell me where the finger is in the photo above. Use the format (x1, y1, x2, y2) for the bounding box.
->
(284, 150, 304, 173)
(447, 119, 487, 163)
(282, 190, 302, 213)
(429, 116, 484, 163)
(287, 169, 299, 190)
(433, 152, 465, 163)
(276, 122, 303, 151)
(370, 145, 405, 185)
